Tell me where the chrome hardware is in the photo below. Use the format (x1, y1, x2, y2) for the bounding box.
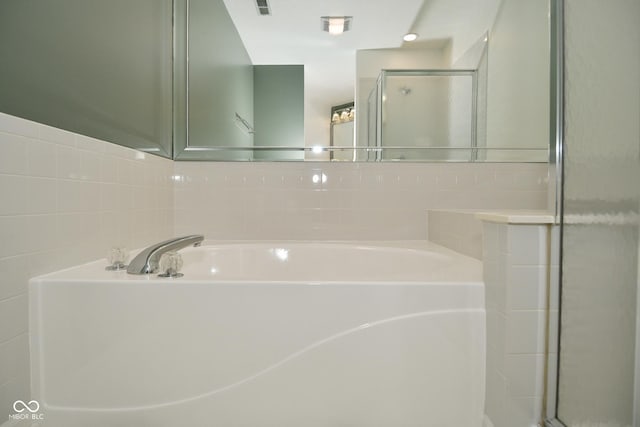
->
(127, 235, 203, 275)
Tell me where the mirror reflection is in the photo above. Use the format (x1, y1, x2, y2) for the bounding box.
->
(174, 0, 550, 162)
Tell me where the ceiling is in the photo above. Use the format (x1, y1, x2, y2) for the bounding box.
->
(222, 0, 425, 107)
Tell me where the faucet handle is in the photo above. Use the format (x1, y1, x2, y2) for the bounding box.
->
(158, 251, 184, 278)
(105, 247, 129, 271)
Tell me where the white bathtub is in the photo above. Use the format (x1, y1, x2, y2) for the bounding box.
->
(29, 241, 485, 427)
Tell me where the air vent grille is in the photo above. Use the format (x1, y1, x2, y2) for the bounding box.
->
(255, 0, 271, 15)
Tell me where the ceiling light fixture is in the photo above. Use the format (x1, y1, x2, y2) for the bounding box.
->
(403, 33, 419, 42)
(321, 16, 352, 35)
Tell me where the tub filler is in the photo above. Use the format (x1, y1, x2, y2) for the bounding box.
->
(29, 241, 485, 427)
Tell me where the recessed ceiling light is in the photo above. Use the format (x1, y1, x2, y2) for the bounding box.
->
(321, 16, 352, 35)
(403, 33, 419, 42)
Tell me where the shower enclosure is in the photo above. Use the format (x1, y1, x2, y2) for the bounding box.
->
(546, 0, 640, 426)
(365, 69, 480, 162)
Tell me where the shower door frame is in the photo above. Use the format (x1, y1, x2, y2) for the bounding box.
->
(370, 69, 478, 162)
(544, 0, 565, 425)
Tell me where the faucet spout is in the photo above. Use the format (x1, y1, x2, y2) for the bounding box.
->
(127, 235, 204, 275)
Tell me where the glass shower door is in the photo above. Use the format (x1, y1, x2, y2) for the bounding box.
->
(554, 0, 640, 426)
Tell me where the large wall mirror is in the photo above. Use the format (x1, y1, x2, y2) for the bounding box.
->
(0, 0, 554, 163)
(174, 0, 552, 162)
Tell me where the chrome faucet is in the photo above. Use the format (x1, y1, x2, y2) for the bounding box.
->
(127, 235, 204, 275)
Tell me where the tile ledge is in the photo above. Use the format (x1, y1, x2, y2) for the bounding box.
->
(475, 210, 555, 224)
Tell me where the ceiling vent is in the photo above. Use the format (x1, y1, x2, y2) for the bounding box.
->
(255, 0, 271, 15)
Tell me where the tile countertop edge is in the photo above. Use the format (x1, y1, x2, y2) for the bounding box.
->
(475, 210, 555, 224)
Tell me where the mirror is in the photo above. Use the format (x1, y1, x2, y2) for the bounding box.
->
(174, 0, 551, 162)
(0, 0, 174, 158)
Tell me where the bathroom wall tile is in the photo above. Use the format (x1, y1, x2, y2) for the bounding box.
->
(0, 256, 30, 301)
(0, 114, 176, 418)
(0, 175, 28, 216)
(505, 310, 546, 354)
(507, 265, 547, 310)
(74, 133, 107, 153)
(37, 122, 74, 146)
(507, 225, 547, 265)
(57, 180, 82, 213)
(482, 222, 499, 261)
(0, 216, 29, 259)
(486, 311, 507, 373)
(505, 395, 542, 427)
(0, 337, 31, 415)
(0, 295, 28, 343)
(26, 215, 60, 253)
(56, 143, 82, 180)
(547, 309, 559, 354)
(0, 132, 28, 175)
(27, 177, 58, 214)
(173, 162, 549, 241)
(505, 354, 545, 397)
(0, 113, 39, 139)
(545, 351, 558, 419)
(0, 374, 31, 423)
(485, 370, 507, 427)
(115, 158, 134, 186)
(77, 149, 102, 181)
(28, 250, 65, 278)
(549, 265, 559, 311)
(27, 139, 58, 178)
(0, 334, 29, 387)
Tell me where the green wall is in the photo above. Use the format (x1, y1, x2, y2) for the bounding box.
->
(174, 0, 254, 161)
(253, 65, 304, 161)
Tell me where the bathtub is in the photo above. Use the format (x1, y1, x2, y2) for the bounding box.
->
(29, 241, 485, 427)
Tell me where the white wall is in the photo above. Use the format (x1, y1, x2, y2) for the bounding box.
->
(0, 113, 175, 422)
(485, 0, 550, 161)
(412, 0, 501, 65)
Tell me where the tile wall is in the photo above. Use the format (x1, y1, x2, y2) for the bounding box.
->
(174, 162, 549, 240)
(0, 112, 552, 423)
(427, 210, 484, 259)
(0, 113, 175, 422)
(482, 221, 559, 427)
